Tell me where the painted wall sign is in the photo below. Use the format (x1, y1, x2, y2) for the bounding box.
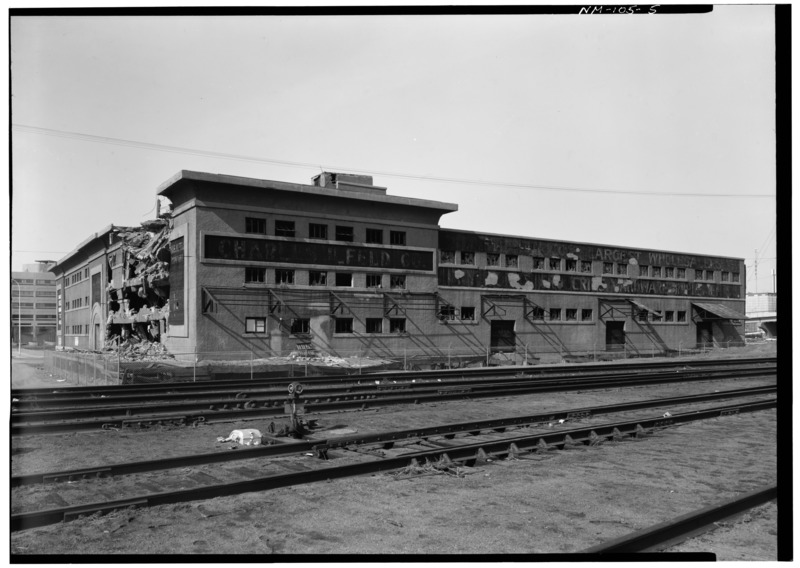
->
(438, 268, 742, 299)
(204, 235, 434, 271)
(169, 237, 185, 325)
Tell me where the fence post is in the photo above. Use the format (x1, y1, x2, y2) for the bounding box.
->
(524, 344, 528, 366)
(404, 348, 407, 371)
(93, 352, 97, 384)
(486, 345, 490, 367)
(193, 347, 197, 382)
(250, 350, 254, 381)
(117, 338, 121, 384)
(448, 344, 452, 369)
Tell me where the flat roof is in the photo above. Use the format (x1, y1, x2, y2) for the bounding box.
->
(157, 170, 459, 213)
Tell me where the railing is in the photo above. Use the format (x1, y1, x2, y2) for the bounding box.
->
(39, 338, 753, 386)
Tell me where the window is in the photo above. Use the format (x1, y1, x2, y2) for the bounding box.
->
(334, 318, 353, 333)
(531, 306, 545, 320)
(665, 267, 675, 278)
(366, 318, 383, 333)
(566, 259, 577, 272)
(732, 272, 740, 283)
(39, 290, 56, 297)
(706, 270, 715, 281)
(390, 231, 406, 246)
(245, 267, 265, 283)
(721, 271, 730, 282)
(389, 318, 406, 333)
(366, 274, 382, 288)
(616, 263, 627, 275)
(309, 223, 328, 240)
(290, 318, 310, 335)
(639, 265, 649, 277)
(36, 303, 57, 309)
(84, 268, 89, 278)
(246, 217, 267, 234)
(665, 311, 675, 322)
(309, 271, 327, 286)
(461, 251, 475, 265)
(35, 279, 52, 285)
(677, 268, 686, 279)
(581, 309, 593, 321)
(438, 305, 456, 321)
(440, 250, 455, 264)
(533, 257, 545, 270)
(390, 275, 406, 289)
(486, 253, 500, 266)
(549, 308, 561, 321)
(651, 266, 662, 278)
(565, 308, 577, 321)
(549, 258, 561, 271)
(335, 226, 354, 242)
(460, 307, 475, 321)
(677, 311, 687, 322)
(506, 255, 518, 268)
(275, 269, 295, 285)
(366, 228, 383, 244)
(603, 262, 613, 274)
(335, 272, 353, 287)
(245, 317, 266, 333)
(275, 220, 295, 237)
(650, 312, 662, 322)
(637, 310, 648, 322)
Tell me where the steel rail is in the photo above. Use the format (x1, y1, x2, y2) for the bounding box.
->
(11, 385, 776, 487)
(580, 484, 778, 553)
(13, 356, 777, 398)
(11, 362, 776, 411)
(11, 398, 776, 532)
(11, 368, 775, 435)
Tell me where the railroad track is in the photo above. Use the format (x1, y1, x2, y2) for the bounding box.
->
(11, 394, 776, 532)
(11, 363, 775, 435)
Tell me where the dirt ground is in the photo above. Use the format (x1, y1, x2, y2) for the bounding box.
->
(10, 345, 780, 559)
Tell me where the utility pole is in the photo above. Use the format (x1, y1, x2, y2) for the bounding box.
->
(11, 279, 21, 356)
(754, 249, 758, 293)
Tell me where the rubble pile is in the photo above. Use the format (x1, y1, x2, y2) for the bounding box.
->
(103, 337, 175, 361)
(116, 219, 172, 300)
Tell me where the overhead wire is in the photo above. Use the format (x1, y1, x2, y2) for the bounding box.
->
(12, 123, 775, 199)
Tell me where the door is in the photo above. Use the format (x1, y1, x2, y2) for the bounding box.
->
(605, 321, 625, 350)
(490, 320, 516, 353)
(696, 321, 713, 348)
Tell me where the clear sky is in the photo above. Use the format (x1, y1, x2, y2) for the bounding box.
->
(9, 6, 778, 292)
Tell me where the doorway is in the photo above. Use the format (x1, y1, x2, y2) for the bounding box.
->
(605, 321, 626, 350)
(696, 321, 713, 348)
(490, 320, 516, 353)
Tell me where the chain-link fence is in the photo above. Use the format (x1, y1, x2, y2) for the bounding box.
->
(41, 339, 748, 386)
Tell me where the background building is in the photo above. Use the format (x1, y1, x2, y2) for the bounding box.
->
(50, 171, 748, 362)
(11, 262, 57, 346)
(745, 292, 777, 338)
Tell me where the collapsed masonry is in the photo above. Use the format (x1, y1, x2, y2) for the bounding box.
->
(106, 218, 172, 346)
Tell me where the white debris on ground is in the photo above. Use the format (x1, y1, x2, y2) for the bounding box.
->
(217, 429, 262, 446)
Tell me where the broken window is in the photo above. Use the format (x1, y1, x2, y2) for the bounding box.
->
(506, 255, 518, 268)
(549, 258, 561, 271)
(275, 220, 295, 238)
(707, 270, 716, 281)
(460, 306, 475, 321)
(549, 308, 561, 321)
(581, 260, 592, 273)
(246, 217, 267, 234)
(732, 272, 740, 283)
(366, 228, 383, 244)
(440, 250, 455, 264)
(309, 223, 328, 240)
(486, 253, 500, 266)
(581, 309, 593, 321)
(335, 226, 354, 242)
(665, 267, 675, 278)
(533, 257, 545, 269)
(334, 318, 353, 333)
(366, 274, 382, 288)
(565, 308, 577, 321)
(665, 311, 675, 322)
(366, 318, 383, 333)
(245, 317, 266, 333)
(721, 271, 730, 282)
(651, 312, 662, 322)
(531, 306, 545, 320)
(335, 272, 353, 287)
(651, 266, 662, 278)
(677, 311, 687, 322)
(616, 263, 627, 275)
(275, 269, 295, 285)
(390, 318, 406, 333)
(566, 259, 577, 272)
(390, 231, 406, 246)
(438, 305, 456, 321)
(290, 318, 310, 335)
(245, 267, 266, 283)
(678, 268, 686, 279)
(638, 265, 649, 277)
(461, 251, 475, 265)
(603, 262, 613, 274)
(637, 310, 648, 322)
(309, 271, 327, 286)
(390, 275, 406, 289)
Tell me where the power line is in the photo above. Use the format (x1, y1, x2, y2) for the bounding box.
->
(13, 123, 775, 200)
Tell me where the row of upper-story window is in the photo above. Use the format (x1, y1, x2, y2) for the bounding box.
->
(439, 251, 739, 282)
(13, 290, 57, 297)
(12, 314, 57, 320)
(66, 267, 91, 286)
(244, 316, 410, 335)
(244, 217, 408, 246)
(63, 297, 90, 310)
(64, 324, 90, 335)
(245, 267, 407, 289)
(11, 279, 55, 286)
(11, 302, 57, 310)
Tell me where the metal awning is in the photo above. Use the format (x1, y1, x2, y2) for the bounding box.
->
(692, 302, 747, 320)
(628, 299, 661, 315)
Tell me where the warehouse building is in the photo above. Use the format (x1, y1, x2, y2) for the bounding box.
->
(50, 170, 747, 363)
